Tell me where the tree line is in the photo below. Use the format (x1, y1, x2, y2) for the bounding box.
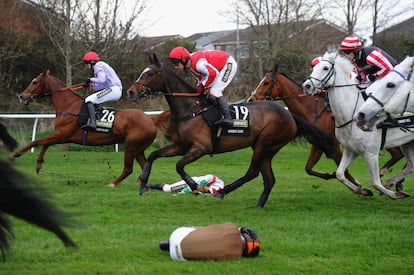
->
(0, 0, 413, 113)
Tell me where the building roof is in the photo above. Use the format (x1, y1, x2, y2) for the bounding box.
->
(376, 16, 414, 37)
(187, 30, 236, 49)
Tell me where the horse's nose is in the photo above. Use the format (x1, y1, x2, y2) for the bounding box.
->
(355, 112, 365, 122)
(16, 94, 24, 103)
(302, 81, 314, 95)
(126, 90, 135, 100)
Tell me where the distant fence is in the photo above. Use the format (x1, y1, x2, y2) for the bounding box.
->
(0, 111, 163, 153)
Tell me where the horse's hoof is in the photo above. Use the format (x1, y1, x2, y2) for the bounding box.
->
(7, 156, 15, 162)
(106, 183, 116, 188)
(213, 192, 224, 199)
(395, 191, 410, 199)
(396, 182, 405, 192)
(359, 188, 374, 196)
(140, 185, 149, 196)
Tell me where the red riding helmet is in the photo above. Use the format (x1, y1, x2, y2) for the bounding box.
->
(82, 51, 101, 62)
(239, 227, 261, 258)
(168, 47, 190, 60)
(310, 56, 322, 67)
(339, 35, 362, 51)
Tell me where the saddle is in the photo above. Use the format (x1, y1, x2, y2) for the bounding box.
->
(199, 95, 250, 137)
(78, 103, 116, 133)
(377, 113, 414, 130)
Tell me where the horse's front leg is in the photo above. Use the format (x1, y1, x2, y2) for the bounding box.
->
(8, 133, 65, 161)
(175, 144, 207, 192)
(36, 145, 50, 173)
(364, 152, 409, 199)
(336, 149, 374, 196)
(139, 143, 184, 195)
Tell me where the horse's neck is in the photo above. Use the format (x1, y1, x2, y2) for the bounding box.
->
(279, 75, 323, 120)
(164, 71, 199, 118)
(328, 72, 362, 124)
(49, 81, 82, 112)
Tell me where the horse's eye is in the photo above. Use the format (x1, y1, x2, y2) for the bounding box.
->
(323, 66, 329, 70)
(32, 80, 38, 84)
(386, 82, 395, 88)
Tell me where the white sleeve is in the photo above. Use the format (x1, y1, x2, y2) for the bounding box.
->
(169, 227, 196, 261)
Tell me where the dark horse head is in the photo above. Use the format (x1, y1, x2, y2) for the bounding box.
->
(127, 54, 196, 101)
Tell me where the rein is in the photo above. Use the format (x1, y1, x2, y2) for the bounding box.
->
(59, 83, 85, 92)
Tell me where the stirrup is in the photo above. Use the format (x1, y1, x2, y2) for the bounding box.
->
(81, 123, 96, 131)
(214, 118, 233, 127)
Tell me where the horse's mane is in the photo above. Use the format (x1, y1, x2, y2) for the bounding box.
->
(162, 64, 195, 91)
(50, 74, 65, 86)
(393, 56, 414, 77)
(280, 72, 303, 88)
(322, 52, 355, 76)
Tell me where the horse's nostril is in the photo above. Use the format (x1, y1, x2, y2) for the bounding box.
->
(356, 113, 365, 121)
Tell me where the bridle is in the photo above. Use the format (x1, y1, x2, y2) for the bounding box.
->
(24, 74, 84, 102)
(364, 68, 413, 111)
(135, 64, 200, 99)
(252, 72, 309, 101)
(305, 58, 336, 92)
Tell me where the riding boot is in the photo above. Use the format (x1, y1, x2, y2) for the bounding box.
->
(214, 96, 233, 127)
(82, 102, 96, 130)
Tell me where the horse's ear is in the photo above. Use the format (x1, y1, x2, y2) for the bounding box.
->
(272, 63, 279, 75)
(148, 53, 161, 67)
(148, 53, 155, 64)
(42, 69, 50, 76)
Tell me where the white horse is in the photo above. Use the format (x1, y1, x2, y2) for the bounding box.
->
(386, 75, 414, 114)
(355, 56, 414, 131)
(302, 52, 413, 199)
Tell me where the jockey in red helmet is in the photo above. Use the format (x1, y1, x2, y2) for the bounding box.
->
(310, 56, 322, 68)
(339, 35, 397, 88)
(81, 51, 122, 130)
(168, 46, 238, 127)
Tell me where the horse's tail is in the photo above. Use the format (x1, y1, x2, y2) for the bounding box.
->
(0, 122, 18, 152)
(152, 109, 172, 140)
(292, 114, 339, 160)
(0, 160, 77, 259)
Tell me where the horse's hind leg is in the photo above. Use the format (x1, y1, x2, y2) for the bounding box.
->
(305, 146, 336, 179)
(256, 158, 276, 208)
(214, 152, 268, 207)
(107, 143, 137, 187)
(380, 147, 404, 176)
(214, 165, 261, 204)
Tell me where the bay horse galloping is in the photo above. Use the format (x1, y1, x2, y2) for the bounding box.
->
(0, 122, 18, 152)
(0, 160, 77, 259)
(127, 54, 338, 208)
(11, 70, 157, 187)
(0, 125, 76, 259)
(247, 63, 403, 188)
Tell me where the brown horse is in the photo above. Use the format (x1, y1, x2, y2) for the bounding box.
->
(0, 159, 77, 259)
(0, 124, 76, 259)
(11, 70, 157, 187)
(126, 54, 341, 208)
(247, 63, 404, 183)
(0, 122, 18, 152)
